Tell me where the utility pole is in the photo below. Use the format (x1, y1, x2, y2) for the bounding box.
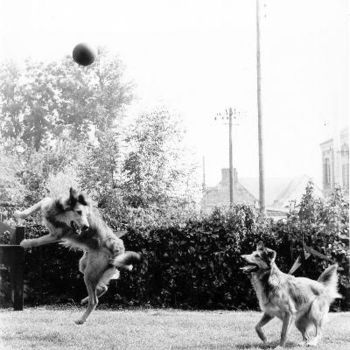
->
(228, 107, 234, 206)
(256, 0, 265, 215)
(202, 155, 206, 193)
(214, 107, 240, 207)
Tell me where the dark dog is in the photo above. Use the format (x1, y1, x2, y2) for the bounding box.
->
(241, 242, 341, 347)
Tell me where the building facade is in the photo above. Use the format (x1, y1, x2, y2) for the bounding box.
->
(320, 127, 349, 197)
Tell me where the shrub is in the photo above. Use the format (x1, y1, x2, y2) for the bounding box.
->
(0, 185, 348, 310)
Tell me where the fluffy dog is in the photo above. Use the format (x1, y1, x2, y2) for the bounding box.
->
(15, 188, 91, 249)
(15, 188, 141, 324)
(241, 242, 341, 347)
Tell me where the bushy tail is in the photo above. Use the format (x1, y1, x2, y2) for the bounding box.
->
(14, 198, 51, 219)
(318, 264, 342, 300)
(112, 251, 142, 271)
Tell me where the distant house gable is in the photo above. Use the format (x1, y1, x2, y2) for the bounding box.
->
(201, 168, 257, 212)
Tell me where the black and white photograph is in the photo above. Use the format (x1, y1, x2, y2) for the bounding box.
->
(0, 0, 349, 349)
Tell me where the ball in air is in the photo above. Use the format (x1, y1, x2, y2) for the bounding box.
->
(72, 43, 96, 66)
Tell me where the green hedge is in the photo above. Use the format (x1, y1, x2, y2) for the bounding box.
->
(0, 185, 349, 310)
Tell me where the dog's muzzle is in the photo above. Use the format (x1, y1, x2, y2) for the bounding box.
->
(70, 221, 89, 235)
(240, 264, 259, 273)
(240, 255, 259, 274)
(81, 225, 89, 232)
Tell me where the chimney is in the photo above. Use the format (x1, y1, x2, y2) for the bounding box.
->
(221, 168, 230, 185)
(221, 168, 238, 185)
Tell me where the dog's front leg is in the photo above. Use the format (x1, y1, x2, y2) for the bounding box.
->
(255, 313, 274, 343)
(278, 313, 293, 347)
(20, 233, 59, 249)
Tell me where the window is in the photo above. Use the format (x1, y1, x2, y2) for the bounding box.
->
(342, 163, 349, 190)
(341, 144, 349, 190)
(323, 158, 331, 187)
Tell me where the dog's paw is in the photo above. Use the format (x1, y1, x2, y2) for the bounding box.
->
(125, 264, 133, 271)
(20, 240, 32, 249)
(110, 270, 120, 280)
(306, 338, 319, 347)
(74, 319, 85, 325)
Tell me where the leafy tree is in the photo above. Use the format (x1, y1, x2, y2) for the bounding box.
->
(77, 107, 200, 228)
(78, 129, 124, 203)
(45, 166, 80, 199)
(0, 50, 133, 151)
(0, 62, 26, 152)
(122, 107, 200, 222)
(283, 182, 349, 308)
(0, 49, 134, 205)
(0, 151, 26, 204)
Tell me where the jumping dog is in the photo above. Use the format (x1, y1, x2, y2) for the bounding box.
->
(15, 188, 141, 324)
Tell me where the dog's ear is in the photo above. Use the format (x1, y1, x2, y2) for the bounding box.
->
(257, 241, 265, 251)
(69, 187, 78, 200)
(78, 193, 89, 206)
(66, 187, 78, 208)
(55, 198, 66, 212)
(265, 248, 276, 264)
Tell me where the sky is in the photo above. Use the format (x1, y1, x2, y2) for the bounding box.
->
(0, 0, 348, 187)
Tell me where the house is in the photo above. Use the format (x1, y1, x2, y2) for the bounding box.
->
(271, 175, 323, 209)
(201, 168, 323, 217)
(201, 168, 257, 213)
(320, 127, 349, 198)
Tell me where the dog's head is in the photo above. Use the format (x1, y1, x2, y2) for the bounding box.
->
(60, 188, 91, 230)
(241, 241, 276, 274)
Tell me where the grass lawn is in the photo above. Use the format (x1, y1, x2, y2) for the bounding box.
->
(0, 307, 349, 350)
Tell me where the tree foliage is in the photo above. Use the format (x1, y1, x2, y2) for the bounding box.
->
(77, 107, 201, 228)
(0, 50, 133, 153)
(123, 108, 191, 208)
(0, 50, 134, 204)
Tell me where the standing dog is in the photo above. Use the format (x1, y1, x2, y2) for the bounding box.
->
(241, 242, 341, 347)
(15, 188, 141, 324)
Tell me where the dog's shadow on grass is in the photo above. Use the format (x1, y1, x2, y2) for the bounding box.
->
(236, 341, 300, 349)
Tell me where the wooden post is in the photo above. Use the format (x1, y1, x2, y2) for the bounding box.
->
(0, 225, 24, 311)
(11, 246, 24, 311)
(12, 227, 24, 310)
(10, 226, 24, 245)
(228, 107, 234, 206)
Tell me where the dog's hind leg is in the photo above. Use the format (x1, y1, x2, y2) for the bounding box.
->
(80, 267, 118, 305)
(80, 284, 108, 305)
(255, 313, 274, 343)
(306, 322, 323, 347)
(79, 252, 88, 274)
(295, 315, 312, 344)
(306, 314, 325, 346)
(75, 252, 110, 324)
(75, 274, 99, 325)
(306, 298, 328, 346)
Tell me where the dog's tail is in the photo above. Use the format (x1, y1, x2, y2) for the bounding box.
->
(14, 198, 51, 219)
(318, 264, 342, 300)
(111, 251, 142, 271)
